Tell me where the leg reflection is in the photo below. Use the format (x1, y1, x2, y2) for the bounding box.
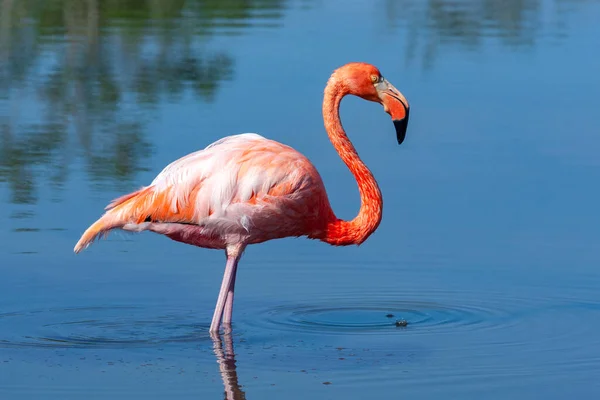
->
(211, 332, 247, 400)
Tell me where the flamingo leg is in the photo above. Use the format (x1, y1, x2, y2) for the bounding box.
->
(210, 252, 241, 333)
(222, 266, 238, 327)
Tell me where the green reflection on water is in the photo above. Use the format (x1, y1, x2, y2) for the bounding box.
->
(0, 0, 595, 206)
(385, 0, 596, 69)
(0, 0, 291, 205)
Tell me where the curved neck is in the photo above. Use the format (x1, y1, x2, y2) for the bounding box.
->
(318, 76, 383, 246)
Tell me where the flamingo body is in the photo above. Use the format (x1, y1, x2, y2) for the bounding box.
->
(74, 62, 410, 333)
(75, 133, 332, 252)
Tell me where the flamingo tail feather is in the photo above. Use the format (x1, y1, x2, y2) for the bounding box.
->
(73, 187, 149, 253)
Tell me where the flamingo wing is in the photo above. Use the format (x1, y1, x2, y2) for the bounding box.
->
(74, 133, 329, 252)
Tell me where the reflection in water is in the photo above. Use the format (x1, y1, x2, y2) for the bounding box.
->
(385, 0, 596, 69)
(0, 0, 290, 207)
(0, 0, 594, 208)
(211, 332, 246, 400)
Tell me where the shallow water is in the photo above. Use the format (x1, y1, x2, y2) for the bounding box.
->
(1, 0, 600, 398)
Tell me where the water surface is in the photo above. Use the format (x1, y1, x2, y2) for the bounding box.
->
(1, 0, 600, 398)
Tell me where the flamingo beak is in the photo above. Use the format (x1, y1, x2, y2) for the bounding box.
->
(376, 79, 410, 145)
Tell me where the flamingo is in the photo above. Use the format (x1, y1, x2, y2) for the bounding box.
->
(73, 62, 410, 334)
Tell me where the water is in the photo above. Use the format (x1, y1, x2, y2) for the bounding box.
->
(1, 0, 600, 398)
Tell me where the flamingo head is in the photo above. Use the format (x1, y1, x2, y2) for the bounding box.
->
(335, 62, 410, 144)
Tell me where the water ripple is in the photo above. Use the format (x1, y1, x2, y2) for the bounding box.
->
(243, 290, 526, 336)
(0, 306, 210, 349)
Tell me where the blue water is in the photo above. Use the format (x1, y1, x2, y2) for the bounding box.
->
(1, 0, 600, 398)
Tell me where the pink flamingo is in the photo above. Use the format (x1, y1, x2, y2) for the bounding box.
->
(73, 62, 410, 333)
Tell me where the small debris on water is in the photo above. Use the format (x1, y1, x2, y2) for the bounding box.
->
(322, 381, 332, 385)
(385, 313, 395, 318)
(395, 319, 408, 327)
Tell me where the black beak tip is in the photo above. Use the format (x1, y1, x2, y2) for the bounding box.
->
(393, 105, 410, 145)
(393, 118, 408, 145)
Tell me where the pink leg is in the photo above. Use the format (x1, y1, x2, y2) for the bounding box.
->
(210, 251, 241, 333)
(222, 266, 238, 327)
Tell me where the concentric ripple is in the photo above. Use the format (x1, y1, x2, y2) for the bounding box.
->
(0, 305, 211, 349)
(243, 293, 519, 336)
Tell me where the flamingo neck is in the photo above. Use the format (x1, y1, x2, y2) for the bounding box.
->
(318, 76, 383, 246)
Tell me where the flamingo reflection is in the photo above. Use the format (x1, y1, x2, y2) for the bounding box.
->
(211, 332, 247, 400)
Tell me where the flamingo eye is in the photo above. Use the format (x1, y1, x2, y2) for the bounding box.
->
(370, 74, 379, 83)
